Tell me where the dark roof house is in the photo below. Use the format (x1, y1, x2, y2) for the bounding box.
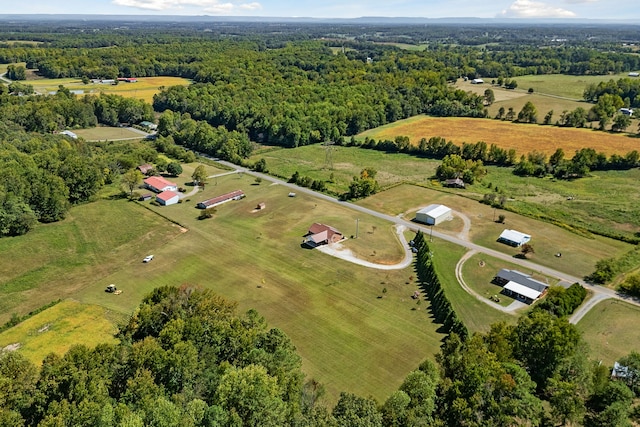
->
(444, 178, 465, 188)
(137, 164, 154, 175)
(494, 269, 549, 304)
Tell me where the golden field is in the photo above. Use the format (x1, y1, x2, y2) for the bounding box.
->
(359, 115, 640, 157)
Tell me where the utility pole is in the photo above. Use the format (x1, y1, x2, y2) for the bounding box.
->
(355, 218, 359, 239)
(430, 224, 434, 242)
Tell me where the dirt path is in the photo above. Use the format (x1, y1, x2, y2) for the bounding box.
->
(455, 210, 472, 241)
(315, 225, 413, 270)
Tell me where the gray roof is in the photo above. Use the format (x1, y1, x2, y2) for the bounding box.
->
(496, 269, 548, 293)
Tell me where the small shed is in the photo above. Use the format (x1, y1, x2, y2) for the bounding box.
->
(619, 108, 634, 116)
(497, 229, 531, 247)
(444, 178, 465, 189)
(628, 72, 639, 77)
(471, 78, 484, 84)
(60, 130, 78, 139)
(256, 202, 266, 210)
(415, 204, 453, 225)
(156, 190, 179, 206)
(139, 193, 153, 201)
(137, 164, 154, 175)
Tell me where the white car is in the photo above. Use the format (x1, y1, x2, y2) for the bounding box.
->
(143, 255, 154, 263)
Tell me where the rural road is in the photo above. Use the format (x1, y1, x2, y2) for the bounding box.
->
(210, 157, 640, 318)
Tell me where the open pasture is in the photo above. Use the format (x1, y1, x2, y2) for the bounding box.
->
(577, 299, 640, 365)
(0, 300, 121, 366)
(250, 144, 439, 193)
(74, 126, 146, 141)
(2, 171, 446, 403)
(358, 183, 633, 279)
(358, 115, 640, 157)
(26, 76, 191, 103)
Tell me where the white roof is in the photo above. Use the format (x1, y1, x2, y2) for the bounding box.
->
(417, 204, 451, 218)
(504, 281, 541, 300)
(499, 229, 530, 243)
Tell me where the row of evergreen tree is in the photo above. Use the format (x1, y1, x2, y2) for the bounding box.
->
(413, 231, 469, 341)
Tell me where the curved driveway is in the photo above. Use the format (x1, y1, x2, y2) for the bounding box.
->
(213, 158, 640, 319)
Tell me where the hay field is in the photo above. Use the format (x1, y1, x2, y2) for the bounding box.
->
(0, 301, 120, 366)
(26, 76, 191, 103)
(359, 115, 640, 157)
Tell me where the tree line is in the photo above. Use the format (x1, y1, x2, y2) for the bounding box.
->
(1, 283, 638, 426)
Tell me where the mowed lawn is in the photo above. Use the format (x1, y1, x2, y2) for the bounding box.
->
(26, 76, 191, 103)
(0, 300, 121, 366)
(0, 198, 183, 323)
(358, 184, 633, 279)
(577, 299, 640, 365)
(74, 126, 146, 141)
(3, 172, 446, 404)
(358, 115, 640, 157)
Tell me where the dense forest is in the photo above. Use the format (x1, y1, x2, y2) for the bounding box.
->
(0, 281, 638, 426)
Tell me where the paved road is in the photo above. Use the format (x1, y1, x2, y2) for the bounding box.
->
(212, 157, 640, 317)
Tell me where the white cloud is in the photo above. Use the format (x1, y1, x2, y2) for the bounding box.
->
(500, 0, 576, 18)
(112, 0, 261, 13)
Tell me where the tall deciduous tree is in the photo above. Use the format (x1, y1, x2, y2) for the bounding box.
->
(121, 169, 144, 196)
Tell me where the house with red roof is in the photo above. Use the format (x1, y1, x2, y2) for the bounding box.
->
(156, 190, 180, 206)
(303, 223, 343, 247)
(144, 176, 178, 193)
(196, 190, 245, 209)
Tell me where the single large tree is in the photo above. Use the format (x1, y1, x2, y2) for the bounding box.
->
(121, 169, 144, 196)
(191, 165, 207, 186)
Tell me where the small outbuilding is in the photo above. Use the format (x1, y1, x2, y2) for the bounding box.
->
(471, 78, 484, 84)
(139, 193, 153, 201)
(196, 190, 245, 209)
(256, 202, 266, 210)
(156, 190, 179, 206)
(415, 204, 453, 226)
(303, 223, 343, 248)
(619, 108, 634, 116)
(144, 176, 178, 193)
(137, 164, 154, 175)
(444, 178, 465, 189)
(628, 72, 639, 77)
(60, 130, 78, 139)
(497, 229, 531, 247)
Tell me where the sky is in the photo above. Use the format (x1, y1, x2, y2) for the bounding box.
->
(7, 0, 640, 20)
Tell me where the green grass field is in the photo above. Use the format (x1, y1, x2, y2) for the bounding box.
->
(577, 299, 640, 365)
(2, 171, 446, 404)
(74, 127, 146, 141)
(461, 252, 556, 308)
(0, 301, 121, 366)
(429, 240, 514, 333)
(358, 183, 633, 279)
(250, 144, 439, 194)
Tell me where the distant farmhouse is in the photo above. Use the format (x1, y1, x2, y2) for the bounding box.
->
(494, 269, 549, 304)
(144, 176, 178, 193)
(303, 223, 343, 248)
(497, 229, 531, 247)
(628, 72, 639, 77)
(196, 190, 245, 209)
(415, 204, 453, 226)
(471, 78, 484, 84)
(156, 190, 179, 206)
